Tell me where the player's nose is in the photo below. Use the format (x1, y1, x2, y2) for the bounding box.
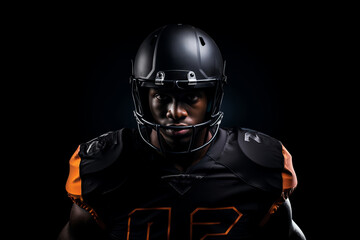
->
(166, 100, 188, 121)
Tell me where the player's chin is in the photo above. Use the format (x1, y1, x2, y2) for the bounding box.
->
(160, 129, 193, 148)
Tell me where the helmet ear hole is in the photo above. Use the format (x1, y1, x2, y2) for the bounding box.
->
(199, 36, 206, 46)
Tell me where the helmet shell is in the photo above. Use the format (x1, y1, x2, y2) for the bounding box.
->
(133, 24, 224, 81)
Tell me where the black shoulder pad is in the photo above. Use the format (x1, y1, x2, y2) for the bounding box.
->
(237, 128, 284, 169)
(216, 128, 283, 192)
(77, 128, 143, 200)
(79, 129, 125, 174)
(80, 131, 119, 157)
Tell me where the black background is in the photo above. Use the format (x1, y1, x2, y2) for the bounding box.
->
(9, 3, 353, 239)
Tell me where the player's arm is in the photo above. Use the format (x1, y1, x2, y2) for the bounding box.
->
(57, 204, 105, 240)
(260, 199, 306, 240)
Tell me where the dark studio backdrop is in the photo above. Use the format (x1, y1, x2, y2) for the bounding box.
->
(16, 4, 350, 239)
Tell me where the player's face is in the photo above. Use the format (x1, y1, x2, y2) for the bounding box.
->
(148, 88, 208, 151)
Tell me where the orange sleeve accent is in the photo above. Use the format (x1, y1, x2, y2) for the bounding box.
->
(64, 146, 105, 228)
(281, 144, 298, 194)
(260, 145, 298, 226)
(65, 145, 82, 199)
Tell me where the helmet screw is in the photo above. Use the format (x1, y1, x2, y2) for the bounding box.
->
(155, 71, 165, 85)
(187, 71, 197, 85)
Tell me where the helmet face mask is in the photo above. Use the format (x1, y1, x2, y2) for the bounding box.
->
(130, 24, 226, 155)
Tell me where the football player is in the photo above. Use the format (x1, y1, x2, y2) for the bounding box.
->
(58, 24, 306, 240)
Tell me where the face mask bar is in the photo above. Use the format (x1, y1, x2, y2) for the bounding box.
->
(130, 64, 227, 155)
(134, 110, 224, 155)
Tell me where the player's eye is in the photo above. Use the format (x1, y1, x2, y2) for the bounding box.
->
(155, 93, 170, 102)
(185, 94, 199, 103)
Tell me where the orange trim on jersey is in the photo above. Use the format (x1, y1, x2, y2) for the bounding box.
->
(68, 193, 105, 229)
(260, 145, 298, 227)
(127, 207, 172, 240)
(65, 145, 82, 198)
(281, 144, 297, 194)
(65, 145, 105, 229)
(259, 197, 284, 227)
(190, 207, 242, 240)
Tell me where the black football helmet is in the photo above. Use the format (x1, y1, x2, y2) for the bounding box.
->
(130, 24, 227, 154)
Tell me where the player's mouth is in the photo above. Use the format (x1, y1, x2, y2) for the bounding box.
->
(165, 125, 191, 137)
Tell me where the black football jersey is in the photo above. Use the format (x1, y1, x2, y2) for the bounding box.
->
(66, 127, 297, 240)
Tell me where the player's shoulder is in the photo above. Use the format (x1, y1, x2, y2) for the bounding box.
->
(79, 130, 119, 156)
(219, 127, 284, 169)
(66, 128, 141, 198)
(236, 127, 284, 169)
(77, 128, 139, 173)
(216, 127, 293, 193)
